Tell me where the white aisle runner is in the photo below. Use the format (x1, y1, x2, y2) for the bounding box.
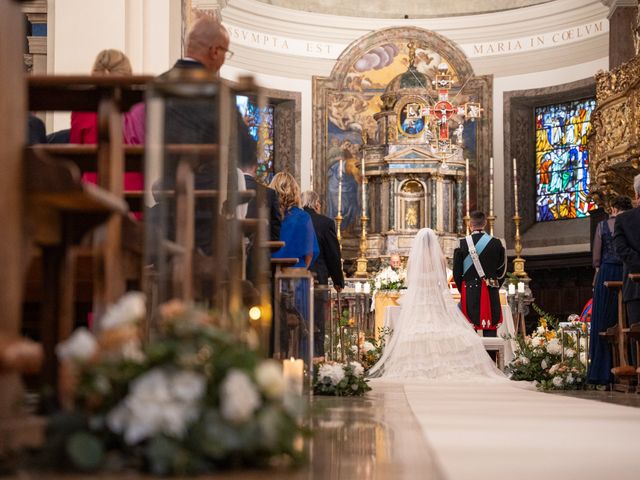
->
(400, 380, 640, 480)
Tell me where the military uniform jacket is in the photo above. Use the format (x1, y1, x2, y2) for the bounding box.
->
(453, 232, 506, 330)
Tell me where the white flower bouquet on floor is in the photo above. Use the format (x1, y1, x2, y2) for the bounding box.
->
(505, 305, 587, 391)
(313, 361, 370, 396)
(45, 295, 303, 475)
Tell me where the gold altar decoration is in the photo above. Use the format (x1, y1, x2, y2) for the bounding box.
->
(355, 131, 369, 278)
(588, 52, 640, 206)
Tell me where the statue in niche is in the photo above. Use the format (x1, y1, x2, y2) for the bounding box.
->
(405, 204, 419, 230)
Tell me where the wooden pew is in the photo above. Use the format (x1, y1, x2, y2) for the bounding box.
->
(604, 280, 637, 391)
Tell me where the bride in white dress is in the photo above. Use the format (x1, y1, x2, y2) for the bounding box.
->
(368, 228, 504, 380)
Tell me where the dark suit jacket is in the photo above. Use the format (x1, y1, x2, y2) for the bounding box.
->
(154, 59, 256, 253)
(614, 207, 640, 302)
(244, 174, 280, 241)
(304, 207, 344, 288)
(453, 233, 506, 327)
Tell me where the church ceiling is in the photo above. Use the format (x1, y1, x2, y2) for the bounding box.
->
(252, 0, 554, 18)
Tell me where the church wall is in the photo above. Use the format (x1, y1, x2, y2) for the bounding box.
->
(48, 0, 181, 131)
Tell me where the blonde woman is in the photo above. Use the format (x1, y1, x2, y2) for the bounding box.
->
(269, 172, 318, 268)
(70, 49, 145, 146)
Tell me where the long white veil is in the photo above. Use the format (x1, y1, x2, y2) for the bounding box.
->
(368, 228, 501, 379)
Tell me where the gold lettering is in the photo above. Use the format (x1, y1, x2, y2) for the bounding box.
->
(594, 20, 603, 32)
(561, 30, 573, 41)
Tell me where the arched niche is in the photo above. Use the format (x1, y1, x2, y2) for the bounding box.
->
(313, 26, 492, 239)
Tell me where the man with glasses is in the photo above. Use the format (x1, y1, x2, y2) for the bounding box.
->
(152, 16, 253, 258)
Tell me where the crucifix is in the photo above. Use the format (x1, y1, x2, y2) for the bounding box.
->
(419, 63, 482, 149)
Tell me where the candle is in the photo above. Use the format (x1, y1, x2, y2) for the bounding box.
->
(517, 282, 525, 294)
(465, 158, 470, 217)
(512, 158, 519, 216)
(337, 159, 343, 216)
(355, 282, 362, 293)
(363, 282, 371, 294)
(489, 156, 494, 216)
(283, 357, 304, 396)
(361, 154, 366, 217)
(508, 284, 516, 295)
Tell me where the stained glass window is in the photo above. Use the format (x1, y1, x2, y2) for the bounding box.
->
(535, 98, 596, 221)
(235, 95, 275, 184)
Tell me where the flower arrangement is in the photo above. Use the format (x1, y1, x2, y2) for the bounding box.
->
(370, 265, 407, 294)
(312, 361, 371, 396)
(349, 327, 392, 371)
(46, 294, 303, 475)
(506, 305, 588, 391)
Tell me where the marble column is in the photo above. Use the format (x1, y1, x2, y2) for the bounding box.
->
(435, 175, 444, 233)
(455, 177, 464, 234)
(603, 0, 639, 68)
(389, 177, 396, 232)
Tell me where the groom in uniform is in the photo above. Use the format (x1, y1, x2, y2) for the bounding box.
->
(453, 211, 507, 337)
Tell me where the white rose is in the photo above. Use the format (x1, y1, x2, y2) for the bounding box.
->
(363, 341, 376, 353)
(171, 370, 206, 403)
(56, 328, 98, 363)
(549, 363, 560, 375)
(107, 368, 205, 444)
(536, 326, 546, 335)
(319, 363, 345, 386)
(546, 339, 562, 355)
(220, 369, 261, 423)
(350, 345, 359, 355)
(552, 376, 564, 387)
(566, 374, 575, 384)
(541, 359, 548, 370)
(349, 361, 364, 377)
(255, 360, 285, 400)
(375, 279, 382, 289)
(101, 292, 146, 330)
(565, 348, 575, 358)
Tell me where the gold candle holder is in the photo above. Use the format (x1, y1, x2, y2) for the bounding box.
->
(487, 214, 496, 236)
(463, 215, 471, 235)
(354, 214, 369, 278)
(512, 214, 528, 278)
(335, 213, 343, 249)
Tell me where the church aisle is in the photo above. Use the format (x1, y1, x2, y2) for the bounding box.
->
(403, 381, 640, 480)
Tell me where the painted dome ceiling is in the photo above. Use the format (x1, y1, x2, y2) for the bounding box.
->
(252, 0, 554, 18)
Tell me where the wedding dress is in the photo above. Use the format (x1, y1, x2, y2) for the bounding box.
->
(368, 228, 504, 380)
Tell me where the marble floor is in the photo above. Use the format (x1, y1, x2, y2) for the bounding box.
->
(16, 386, 640, 480)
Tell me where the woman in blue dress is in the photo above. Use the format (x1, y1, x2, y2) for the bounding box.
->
(269, 172, 319, 359)
(588, 196, 633, 385)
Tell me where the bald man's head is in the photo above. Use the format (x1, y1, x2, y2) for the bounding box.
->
(185, 16, 230, 72)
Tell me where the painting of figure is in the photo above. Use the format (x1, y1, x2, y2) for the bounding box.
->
(326, 132, 362, 235)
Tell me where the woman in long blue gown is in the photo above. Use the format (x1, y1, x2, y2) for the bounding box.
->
(588, 196, 633, 385)
(269, 172, 319, 360)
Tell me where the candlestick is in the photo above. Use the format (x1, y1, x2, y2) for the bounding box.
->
(512, 157, 519, 216)
(283, 357, 304, 396)
(337, 159, 343, 217)
(508, 284, 516, 295)
(517, 281, 525, 294)
(465, 158, 470, 217)
(489, 157, 494, 216)
(361, 156, 366, 217)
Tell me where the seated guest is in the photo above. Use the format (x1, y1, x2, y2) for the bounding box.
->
(614, 174, 640, 363)
(70, 49, 144, 193)
(588, 195, 633, 385)
(302, 190, 344, 357)
(269, 172, 318, 269)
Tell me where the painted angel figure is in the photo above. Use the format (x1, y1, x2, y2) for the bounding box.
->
(453, 123, 464, 145)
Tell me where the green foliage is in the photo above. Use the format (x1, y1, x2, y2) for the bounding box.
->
(313, 362, 371, 397)
(43, 303, 305, 475)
